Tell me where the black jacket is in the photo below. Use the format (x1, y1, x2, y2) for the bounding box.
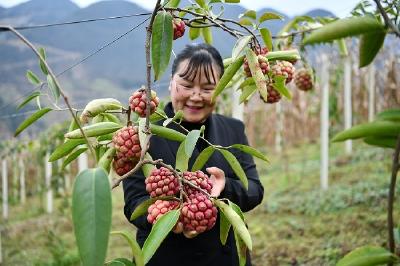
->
(123, 103, 264, 266)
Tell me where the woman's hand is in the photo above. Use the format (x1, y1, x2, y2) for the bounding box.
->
(206, 167, 226, 197)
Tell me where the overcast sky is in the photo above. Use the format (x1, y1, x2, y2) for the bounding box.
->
(0, 0, 363, 17)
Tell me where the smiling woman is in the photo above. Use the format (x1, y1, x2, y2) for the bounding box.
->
(123, 43, 264, 266)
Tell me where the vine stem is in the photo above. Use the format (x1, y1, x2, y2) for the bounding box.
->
(388, 134, 400, 258)
(373, 0, 400, 38)
(2, 25, 96, 160)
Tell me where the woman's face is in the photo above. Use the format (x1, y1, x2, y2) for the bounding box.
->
(169, 59, 221, 123)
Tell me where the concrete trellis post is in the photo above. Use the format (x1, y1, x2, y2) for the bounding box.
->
(368, 64, 376, 122)
(64, 165, 71, 192)
(275, 102, 283, 153)
(12, 154, 18, 201)
(344, 57, 353, 154)
(320, 55, 329, 190)
(19, 157, 26, 204)
(2, 159, 8, 220)
(45, 152, 53, 214)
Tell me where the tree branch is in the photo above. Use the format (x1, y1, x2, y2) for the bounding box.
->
(373, 0, 400, 38)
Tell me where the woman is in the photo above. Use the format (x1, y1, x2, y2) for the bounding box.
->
(123, 43, 264, 266)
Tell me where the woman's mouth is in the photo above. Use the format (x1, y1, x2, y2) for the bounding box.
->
(185, 105, 203, 111)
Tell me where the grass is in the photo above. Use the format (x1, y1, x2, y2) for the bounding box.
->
(1, 141, 397, 265)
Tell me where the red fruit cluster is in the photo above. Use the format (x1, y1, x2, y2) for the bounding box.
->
(181, 193, 218, 233)
(145, 167, 180, 197)
(294, 68, 314, 91)
(173, 18, 185, 40)
(183, 170, 213, 195)
(260, 83, 282, 104)
(271, 61, 295, 83)
(147, 200, 180, 224)
(243, 47, 269, 78)
(112, 126, 141, 176)
(129, 89, 160, 118)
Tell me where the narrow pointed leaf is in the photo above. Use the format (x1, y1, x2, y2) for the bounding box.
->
(185, 130, 200, 157)
(245, 48, 267, 102)
(152, 11, 173, 81)
(240, 10, 256, 20)
(142, 210, 180, 264)
(141, 154, 156, 178)
(202, 27, 213, 44)
(110, 231, 144, 266)
(47, 75, 60, 103)
(213, 200, 252, 250)
(150, 124, 186, 142)
(218, 149, 248, 189)
(377, 109, 400, 122)
(234, 230, 247, 266)
(259, 28, 272, 51)
(72, 168, 112, 266)
(49, 139, 86, 162)
(332, 121, 400, 142)
(359, 31, 386, 67)
(98, 147, 116, 173)
(259, 12, 283, 23)
(192, 146, 215, 171)
(230, 144, 269, 162)
(14, 107, 52, 137)
(272, 75, 292, 100)
(17, 91, 41, 110)
(212, 55, 245, 102)
(107, 258, 135, 266)
(130, 196, 176, 221)
(266, 50, 300, 62)
(26, 70, 41, 85)
(303, 16, 384, 45)
(364, 136, 397, 149)
(38, 47, 48, 75)
(337, 246, 398, 266)
(336, 39, 348, 57)
(176, 140, 189, 171)
(232, 35, 253, 60)
(238, 17, 253, 26)
(65, 122, 122, 139)
(219, 210, 231, 245)
(103, 113, 121, 124)
(189, 26, 201, 40)
(164, 0, 180, 8)
(239, 85, 257, 103)
(62, 147, 87, 169)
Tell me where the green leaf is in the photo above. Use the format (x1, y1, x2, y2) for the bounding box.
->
(336, 39, 348, 57)
(195, 0, 206, 8)
(212, 55, 245, 102)
(72, 168, 112, 266)
(110, 231, 143, 266)
(259, 28, 272, 51)
(176, 140, 189, 172)
(130, 196, 176, 221)
(150, 124, 186, 142)
(266, 50, 300, 62)
(219, 210, 231, 245)
(152, 11, 173, 81)
(103, 113, 121, 124)
(65, 122, 122, 139)
(332, 121, 400, 142)
(107, 258, 135, 266)
(213, 200, 252, 250)
(201, 27, 213, 44)
(239, 85, 257, 104)
(239, 10, 256, 20)
(38, 47, 48, 75)
(238, 17, 253, 26)
(232, 35, 253, 61)
(377, 109, 400, 122)
(239, 77, 255, 89)
(245, 48, 267, 102)
(17, 91, 41, 110)
(225, 0, 240, 2)
(364, 136, 397, 149)
(98, 148, 116, 173)
(142, 210, 180, 264)
(234, 230, 247, 266)
(61, 146, 87, 170)
(192, 146, 215, 171)
(189, 26, 201, 40)
(164, 0, 180, 8)
(14, 107, 52, 137)
(49, 139, 86, 162)
(47, 75, 60, 103)
(141, 153, 156, 177)
(185, 130, 201, 157)
(259, 12, 283, 23)
(26, 70, 41, 85)
(359, 31, 386, 67)
(272, 75, 292, 100)
(303, 16, 384, 45)
(218, 149, 248, 189)
(230, 144, 269, 162)
(337, 246, 398, 266)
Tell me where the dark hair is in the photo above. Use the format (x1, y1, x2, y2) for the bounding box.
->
(171, 43, 224, 84)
